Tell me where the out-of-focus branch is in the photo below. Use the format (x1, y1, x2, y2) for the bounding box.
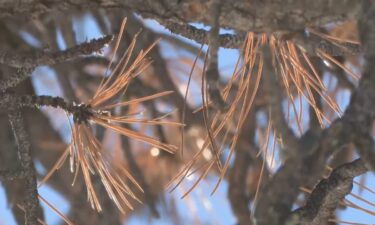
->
(351, 0, 375, 171)
(0, 169, 28, 180)
(0, 67, 33, 92)
(48, 17, 80, 103)
(121, 132, 160, 218)
(354, 135, 375, 171)
(253, 156, 306, 225)
(228, 149, 252, 225)
(228, 113, 256, 225)
(287, 159, 368, 225)
(8, 110, 40, 225)
(292, 31, 361, 56)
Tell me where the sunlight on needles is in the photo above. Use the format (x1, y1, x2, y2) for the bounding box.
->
(168, 27, 362, 200)
(37, 17, 181, 214)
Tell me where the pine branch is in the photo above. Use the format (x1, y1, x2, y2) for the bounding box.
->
(0, 35, 112, 68)
(0, 0, 362, 34)
(0, 35, 112, 91)
(0, 93, 90, 118)
(161, 21, 246, 49)
(161, 21, 360, 56)
(287, 159, 368, 225)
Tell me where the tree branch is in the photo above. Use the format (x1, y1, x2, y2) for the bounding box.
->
(205, 0, 227, 111)
(228, 113, 256, 225)
(352, 0, 375, 171)
(0, 0, 362, 33)
(0, 35, 112, 68)
(160, 21, 246, 49)
(0, 35, 112, 91)
(8, 110, 40, 225)
(287, 159, 368, 225)
(0, 169, 28, 180)
(0, 93, 78, 113)
(0, 68, 33, 92)
(161, 21, 361, 56)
